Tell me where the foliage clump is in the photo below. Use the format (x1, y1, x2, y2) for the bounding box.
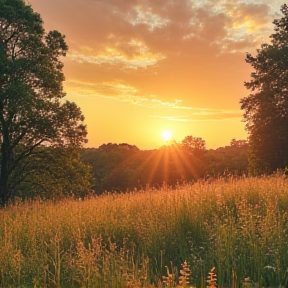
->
(241, 4, 288, 174)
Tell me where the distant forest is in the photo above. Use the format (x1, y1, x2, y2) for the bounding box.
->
(81, 138, 248, 194)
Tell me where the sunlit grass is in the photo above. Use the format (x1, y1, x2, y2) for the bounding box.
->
(1, 174, 288, 287)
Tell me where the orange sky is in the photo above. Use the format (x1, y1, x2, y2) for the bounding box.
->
(28, 0, 286, 150)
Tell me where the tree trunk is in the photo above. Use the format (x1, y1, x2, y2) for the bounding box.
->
(0, 126, 11, 206)
(0, 153, 9, 206)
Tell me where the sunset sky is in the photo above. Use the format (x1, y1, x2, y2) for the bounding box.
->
(28, 0, 286, 150)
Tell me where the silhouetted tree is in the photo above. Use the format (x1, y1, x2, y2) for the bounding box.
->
(0, 0, 87, 204)
(241, 4, 288, 175)
(181, 136, 206, 158)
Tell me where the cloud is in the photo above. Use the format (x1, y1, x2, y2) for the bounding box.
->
(68, 39, 166, 69)
(65, 79, 243, 122)
(29, 0, 280, 107)
(220, 3, 273, 52)
(29, 0, 277, 53)
(126, 5, 170, 31)
(150, 109, 243, 122)
(65, 80, 192, 109)
(231, 3, 271, 31)
(29, 0, 277, 61)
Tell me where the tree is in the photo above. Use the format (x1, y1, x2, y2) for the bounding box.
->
(181, 135, 206, 158)
(240, 4, 288, 175)
(0, 0, 87, 204)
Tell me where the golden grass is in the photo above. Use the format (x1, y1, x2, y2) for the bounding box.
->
(1, 175, 288, 287)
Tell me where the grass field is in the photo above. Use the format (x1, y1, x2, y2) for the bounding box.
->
(1, 174, 288, 288)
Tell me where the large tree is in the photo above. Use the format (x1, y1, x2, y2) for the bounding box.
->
(0, 0, 87, 204)
(240, 4, 288, 175)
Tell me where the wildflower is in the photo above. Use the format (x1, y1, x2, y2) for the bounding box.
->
(178, 260, 191, 286)
(207, 267, 217, 288)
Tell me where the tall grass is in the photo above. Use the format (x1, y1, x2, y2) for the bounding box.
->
(1, 175, 288, 287)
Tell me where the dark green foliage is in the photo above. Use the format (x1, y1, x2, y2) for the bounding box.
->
(205, 139, 248, 177)
(0, 0, 87, 204)
(241, 4, 288, 175)
(81, 143, 141, 193)
(181, 135, 207, 159)
(81, 138, 248, 194)
(81, 143, 206, 193)
(81, 141, 207, 193)
(13, 147, 92, 200)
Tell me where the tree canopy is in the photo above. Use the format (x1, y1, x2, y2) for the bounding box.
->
(80, 137, 248, 194)
(181, 135, 206, 159)
(241, 4, 288, 175)
(0, 0, 87, 204)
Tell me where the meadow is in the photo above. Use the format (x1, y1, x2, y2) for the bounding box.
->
(1, 174, 288, 288)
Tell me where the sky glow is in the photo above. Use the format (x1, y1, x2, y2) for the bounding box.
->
(28, 0, 286, 149)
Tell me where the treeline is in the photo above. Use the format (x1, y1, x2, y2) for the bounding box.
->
(9, 137, 247, 200)
(80, 138, 248, 194)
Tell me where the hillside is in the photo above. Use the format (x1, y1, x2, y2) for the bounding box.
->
(1, 174, 288, 287)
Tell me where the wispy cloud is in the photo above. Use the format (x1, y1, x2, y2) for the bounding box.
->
(68, 39, 165, 69)
(66, 80, 243, 122)
(150, 109, 243, 121)
(65, 80, 192, 109)
(126, 5, 170, 30)
(219, 3, 273, 52)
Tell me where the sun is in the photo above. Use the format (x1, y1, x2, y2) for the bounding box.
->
(162, 130, 173, 142)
